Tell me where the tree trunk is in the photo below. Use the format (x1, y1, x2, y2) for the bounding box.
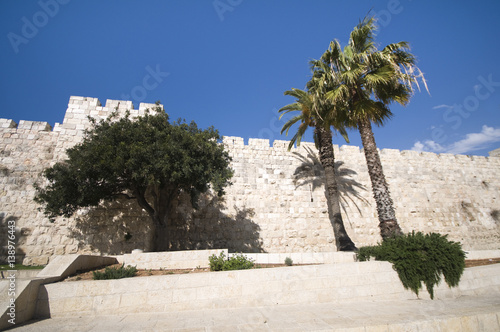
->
(134, 187, 171, 252)
(316, 125, 357, 251)
(145, 215, 168, 252)
(357, 118, 403, 239)
(145, 219, 158, 252)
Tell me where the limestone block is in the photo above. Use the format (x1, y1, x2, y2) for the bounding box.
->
(380, 148, 401, 156)
(69, 96, 85, 102)
(0, 119, 17, 128)
(146, 290, 173, 305)
(31, 256, 49, 265)
(223, 136, 244, 146)
(139, 102, 162, 111)
(248, 138, 269, 148)
(18, 120, 35, 130)
(272, 140, 289, 149)
(340, 145, 360, 154)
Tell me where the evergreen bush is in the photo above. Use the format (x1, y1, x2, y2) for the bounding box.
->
(208, 252, 255, 271)
(92, 264, 138, 280)
(356, 231, 465, 299)
(208, 252, 227, 271)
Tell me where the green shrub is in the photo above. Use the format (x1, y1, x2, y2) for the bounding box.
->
(356, 231, 465, 299)
(92, 264, 137, 280)
(208, 252, 227, 271)
(224, 253, 255, 270)
(285, 257, 293, 266)
(208, 252, 255, 271)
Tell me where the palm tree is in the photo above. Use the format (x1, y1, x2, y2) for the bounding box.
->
(317, 16, 428, 239)
(279, 80, 356, 251)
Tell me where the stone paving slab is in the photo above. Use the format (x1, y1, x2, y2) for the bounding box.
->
(8, 294, 500, 331)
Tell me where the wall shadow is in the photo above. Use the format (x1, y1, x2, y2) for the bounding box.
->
(292, 146, 369, 219)
(68, 198, 152, 255)
(0, 213, 25, 265)
(67, 191, 264, 254)
(168, 193, 264, 253)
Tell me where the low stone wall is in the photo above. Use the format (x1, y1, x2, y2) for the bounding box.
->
(116, 249, 228, 269)
(465, 249, 500, 260)
(229, 251, 356, 264)
(36, 254, 117, 279)
(35, 262, 500, 318)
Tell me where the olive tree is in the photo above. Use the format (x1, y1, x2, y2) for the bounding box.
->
(35, 107, 233, 251)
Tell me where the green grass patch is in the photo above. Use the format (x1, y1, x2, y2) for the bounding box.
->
(0, 264, 45, 270)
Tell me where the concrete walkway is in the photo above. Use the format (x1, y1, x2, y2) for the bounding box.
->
(8, 293, 500, 331)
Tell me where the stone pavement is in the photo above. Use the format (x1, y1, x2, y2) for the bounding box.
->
(8, 293, 500, 331)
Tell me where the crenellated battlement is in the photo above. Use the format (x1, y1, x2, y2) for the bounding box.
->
(0, 96, 164, 137)
(0, 96, 498, 163)
(223, 135, 498, 163)
(0, 118, 52, 132)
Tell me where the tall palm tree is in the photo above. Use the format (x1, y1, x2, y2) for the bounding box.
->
(317, 16, 428, 239)
(279, 80, 356, 251)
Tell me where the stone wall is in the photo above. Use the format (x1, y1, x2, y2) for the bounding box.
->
(1, 96, 499, 264)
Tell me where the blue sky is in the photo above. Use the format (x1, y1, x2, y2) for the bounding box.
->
(1, 0, 499, 156)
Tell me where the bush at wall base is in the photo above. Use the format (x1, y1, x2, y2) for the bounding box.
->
(209, 252, 255, 271)
(92, 264, 138, 280)
(356, 231, 466, 299)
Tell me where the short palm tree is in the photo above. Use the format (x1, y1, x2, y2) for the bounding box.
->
(279, 77, 356, 251)
(317, 16, 427, 239)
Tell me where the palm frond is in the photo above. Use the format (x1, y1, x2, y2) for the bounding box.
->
(350, 16, 377, 54)
(281, 114, 305, 136)
(278, 102, 305, 118)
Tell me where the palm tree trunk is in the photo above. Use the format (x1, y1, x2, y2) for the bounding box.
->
(357, 118, 402, 239)
(316, 125, 357, 251)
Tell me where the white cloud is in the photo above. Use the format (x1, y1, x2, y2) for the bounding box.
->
(411, 126, 500, 155)
(433, 104, 453, 110)
(447, 126, 500, 154)
(411, 140, 445, 153)
(411, 141, 425, 152)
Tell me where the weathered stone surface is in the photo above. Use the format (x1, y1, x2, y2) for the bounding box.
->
(0, 96, 499, 264)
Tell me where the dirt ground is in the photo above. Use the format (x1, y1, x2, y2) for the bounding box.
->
(63, 263, 288, 282)
(465, 257, 500, 268)
(62, 258, 500, 282)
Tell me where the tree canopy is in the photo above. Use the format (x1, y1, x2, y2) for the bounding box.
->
(34, 107, 233, 251)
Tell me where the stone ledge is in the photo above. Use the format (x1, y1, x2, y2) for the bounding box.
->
(229, 251, 356, 264)
(37, 255, 117, 279)
(465, 250, 500, 260)
(115, 249, 228, 269)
